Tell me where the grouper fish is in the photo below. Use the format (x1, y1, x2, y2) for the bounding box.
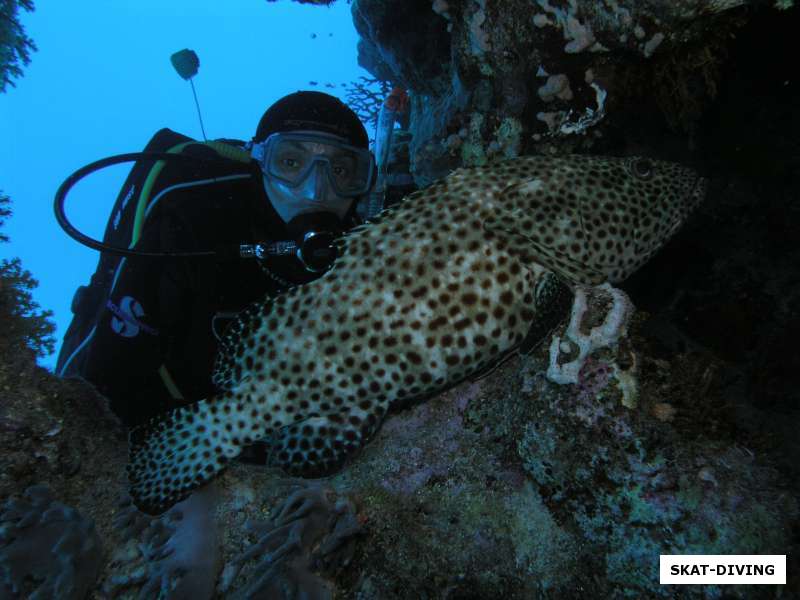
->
(128, 154, 706, 514)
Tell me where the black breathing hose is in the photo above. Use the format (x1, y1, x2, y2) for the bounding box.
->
(54, 152, 238, 259)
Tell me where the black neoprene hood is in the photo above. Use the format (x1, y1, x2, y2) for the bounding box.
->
(254, 91, 369, 149)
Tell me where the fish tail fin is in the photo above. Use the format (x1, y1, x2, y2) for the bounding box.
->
(127, 396, 250, 515)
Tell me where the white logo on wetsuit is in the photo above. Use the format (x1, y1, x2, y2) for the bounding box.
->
(109, 295, 157, 338)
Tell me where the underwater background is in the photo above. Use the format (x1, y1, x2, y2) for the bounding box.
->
(1, 0, 799, 598)
(0, 0, 368, 369)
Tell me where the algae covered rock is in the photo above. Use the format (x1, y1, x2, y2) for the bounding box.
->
(516, 305, 798, 598)
(0, 485, 102, 599)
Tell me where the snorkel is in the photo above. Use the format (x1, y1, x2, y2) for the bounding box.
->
(360, 87, 408, 219)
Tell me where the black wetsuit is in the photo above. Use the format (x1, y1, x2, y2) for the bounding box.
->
(56, 129, 333, 426)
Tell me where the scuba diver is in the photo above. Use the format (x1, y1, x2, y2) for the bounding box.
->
(55, 91, 380, 427)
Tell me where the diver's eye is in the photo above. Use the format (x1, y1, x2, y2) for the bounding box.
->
(332, 165, 350, 178)
(632, 158, 653, 178)
(282, 157, 301, 170)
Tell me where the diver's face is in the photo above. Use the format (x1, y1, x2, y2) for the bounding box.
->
(254, 130, 374, 225)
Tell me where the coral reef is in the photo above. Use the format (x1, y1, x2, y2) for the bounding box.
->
(518, 338, 798, 597)
(0, 2, 797, 599)
(329, 375, 583, 597)
(342, 76, 394, 139)
(353, 0, 753, 181)
(0, 485, 102, 599)
(547, 285, 633, 382)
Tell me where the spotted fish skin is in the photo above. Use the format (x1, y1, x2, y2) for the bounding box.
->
(128, 154, 705, 514)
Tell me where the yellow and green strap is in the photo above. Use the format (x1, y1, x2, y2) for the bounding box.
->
(129, 140, 252, 248)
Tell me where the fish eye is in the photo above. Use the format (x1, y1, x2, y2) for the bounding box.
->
(632, 158, 653, 178)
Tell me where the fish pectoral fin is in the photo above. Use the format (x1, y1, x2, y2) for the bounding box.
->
(212, 298, 271, 391)
(483, 209, 607, 285)
(519, 271, 574, 355)
(127, 397, 253, 515)
(269, 410, 386, 477)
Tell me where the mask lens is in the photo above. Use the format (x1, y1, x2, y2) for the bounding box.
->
(329, 149, 371, 195)
(263, 133, 373, 196)
(268, 141, 313, 183)
(270, 146, 310, 181)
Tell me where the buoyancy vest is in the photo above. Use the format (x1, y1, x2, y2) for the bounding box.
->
(55, 128, 322, 425)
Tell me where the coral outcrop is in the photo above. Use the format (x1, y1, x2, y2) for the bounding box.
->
(352, 0, 755, 184)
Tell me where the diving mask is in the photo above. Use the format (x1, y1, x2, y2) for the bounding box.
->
(253, 131, 375, 198)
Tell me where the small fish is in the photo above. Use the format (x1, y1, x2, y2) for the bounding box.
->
(308, 81, 319, 86)
(127, 154, 705, 514)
